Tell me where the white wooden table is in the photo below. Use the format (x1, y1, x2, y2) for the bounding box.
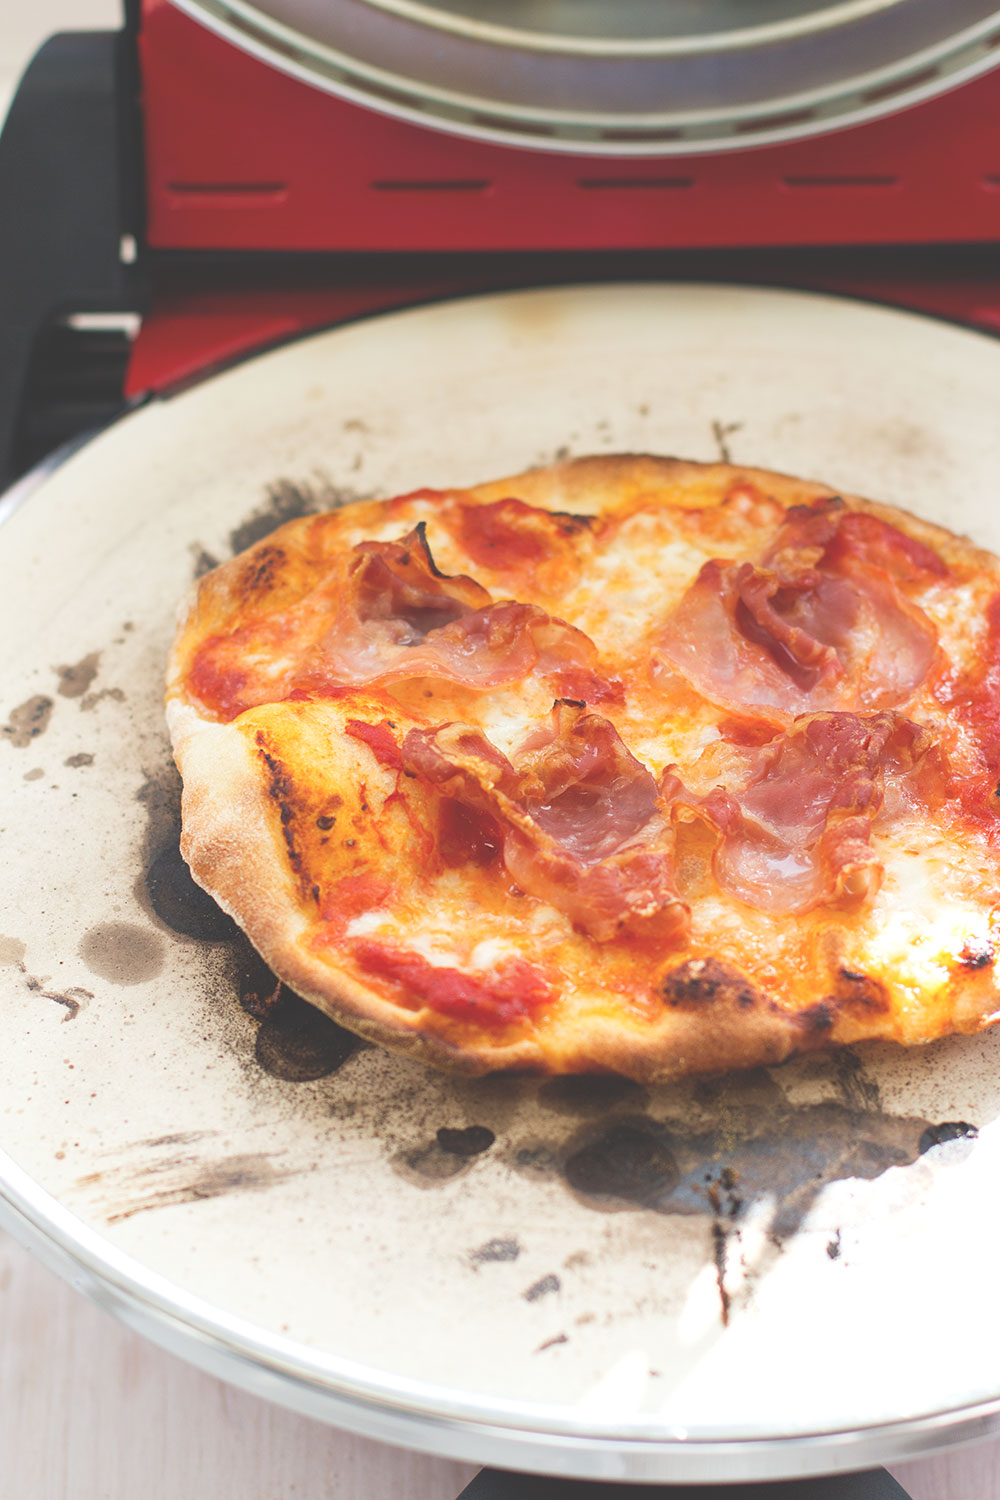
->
(2, 6, 999, 1496)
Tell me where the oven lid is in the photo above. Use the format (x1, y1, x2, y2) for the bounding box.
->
(166, 0, 1000, 152)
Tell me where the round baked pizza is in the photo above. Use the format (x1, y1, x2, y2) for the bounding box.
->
(166, 455, 1000, 1080)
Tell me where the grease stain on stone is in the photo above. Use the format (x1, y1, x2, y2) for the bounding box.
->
(55, 652, 101, 698)
(23, 767, 44, 781)
(393, 1139, 469, 1186)
(79, 923, 166, 986)
(80, 687, 126, 712)
(0, 936, 27, 966)
(2, 696, 54, 747)
(64, 753, 94, 769)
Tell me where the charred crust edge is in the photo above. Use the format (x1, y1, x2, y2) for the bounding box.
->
(659, 957, 762, 1012)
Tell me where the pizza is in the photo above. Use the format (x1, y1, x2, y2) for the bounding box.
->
(166, 455, 1000, 1081)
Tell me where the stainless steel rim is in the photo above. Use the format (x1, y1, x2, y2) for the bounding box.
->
(167, 0, 1000, 154)
(350, 0, 913, 58)
(3, 1139, 1000, 1481)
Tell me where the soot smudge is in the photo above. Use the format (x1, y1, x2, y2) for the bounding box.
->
(558, 1098, 963, 1238)
(436, 1125, 495, 1157)
(146, 841, 238, 942)
(254, 989, 359, 1082)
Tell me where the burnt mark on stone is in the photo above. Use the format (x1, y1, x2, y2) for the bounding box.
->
(138, 1131, 211, 1150)
(833, 1048, 881, 1113)
(228, 937, 283, 1021)
(918, 1120, 978, 1156)
(711, 418, 743, 464)
(524, 1274, 560, 1302)
(64, 753, 94, 769)
(538, 1075, 645, 1116)
(41, 984, 93, 1021)
(191, 545, 221, 578)
(557, 1092, 968, 1241)
(146, 840, 237, 942)
(79, 922, 166, 986)
(436, 1125, 495, 1157)
(228, 477, 364, 556)
(2, 695, 54, 748)
(508, 1141, 560, 1180)
(81, 1150, 296, 1224)
(13, 946, 94, 1019)
(54, 652, 101, 699)
(255, 988, 359, 1082)
(711, 1221, 731, 1326)
(564, 1120, 680, 1211)
(471, 1237, 520, 1265)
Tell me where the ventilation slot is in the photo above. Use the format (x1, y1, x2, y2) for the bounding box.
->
(734, 108, 816, 136)
(782, 174, 898, 189)
(597, 128, 685, 145)
(371, 179, 490, 193)
(166, 181, 287, 197)
(577, 176, 694, 190)
(863, 66, 939, 105)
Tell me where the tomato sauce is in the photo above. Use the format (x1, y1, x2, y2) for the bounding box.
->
(351, 939, 550, 1027)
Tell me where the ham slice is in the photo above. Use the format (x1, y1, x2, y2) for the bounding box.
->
(402, 703, 688, 942)
(666, 710, 942, 915)
(655, 499, 941, 723)
(190, 524, 608, 717)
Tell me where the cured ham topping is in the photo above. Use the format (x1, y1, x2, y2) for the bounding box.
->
(934, 591, 1000, 832)
(402, 703, 688, 943)
(187, 524, 606, 718)
(351, 939, 551, 1027)
(666, 710, 941, 915)
(655, 498, 939, 722)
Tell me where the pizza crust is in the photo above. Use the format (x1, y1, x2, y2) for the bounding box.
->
(167, 455, 1000, 1080)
